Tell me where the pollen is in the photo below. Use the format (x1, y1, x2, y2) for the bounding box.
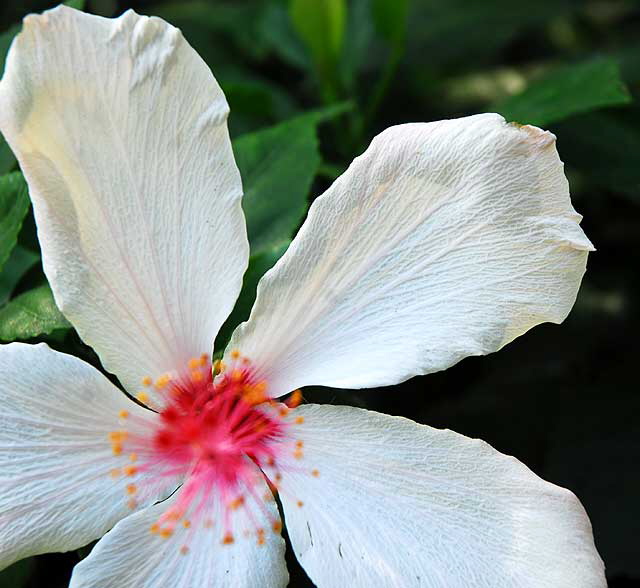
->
(118, 409, 130, 419)
(294, 416, 305, 425)
(222, 532, 234, 545)
(297, 500, 304, 508)
(312, 469, 320, 477)
(110, 354, 309, 549)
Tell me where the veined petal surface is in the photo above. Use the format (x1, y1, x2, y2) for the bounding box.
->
(0, 6, 248, 393)
(0, 343, 164, 570)
(70, 480, 288, 588)
(278, 404, 606, 588)
(228, 114, 593, 395)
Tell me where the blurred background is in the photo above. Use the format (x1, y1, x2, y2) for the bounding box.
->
(0, 0, 638, 586)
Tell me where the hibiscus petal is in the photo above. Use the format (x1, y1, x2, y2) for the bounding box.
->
(0, 342, 167, 570)
(69, 482, 288, 588)
(277, 404, 605, 588)
(228, 114, 592, 395)
(0, 6, 248, 394)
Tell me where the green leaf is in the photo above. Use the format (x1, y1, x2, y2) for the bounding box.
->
(64, 0, 86, 10)
(0, 284, 70, 341)
(289, 0, 347, 99)
(233, 115, 322, 255)
(0, 25, 19, 173)
(215, 242, 290, 353)
(290, 0, 346, 63)
(372, 0, 410, 46)
(0, 557, 33, 588)
(494, 58, 631, 127)
(0, 172, 30, 273)
(0, 245, 39, 305)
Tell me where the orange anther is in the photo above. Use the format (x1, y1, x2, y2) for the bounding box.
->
(129, 452, 138, 462)
(182, 520, 191, 529)
(257, 535, 266, 546)
(124, 465, 138, 476)
(118, 410, 129, 419)
(110, 468, 121, 478)
(136, 392, 150, 404)
(229, 496, 245, 510)
(287, 390, 302, 408)
(297, 500, 304, 508)
(160, 529, 173, 539)
(279, 407, 289, 417)
(218, 361, 226, 372)
(141, 376, 152, 387)
(150, 524, 160, 534)
(266, 457, 275, 467)
(274, 472, 282, 482)
(222, 532, 234, 545)
(191, 370, 203, 382)
(294, 416, 305, 425)
(312, 469, 320, 477)
(272, 521, 282, 533)
(112, 443, 122, 456)
(295, 440, 304, 449)
(231, 369, 243, 382)
(230, 350, 241, 360)
(188, 357, 201, 370)
(126, 483, 137, 495)
(293, 449, 303, 459)
(180, 545, 189, 555)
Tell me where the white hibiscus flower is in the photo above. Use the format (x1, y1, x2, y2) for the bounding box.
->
(0, 5, 605, 588)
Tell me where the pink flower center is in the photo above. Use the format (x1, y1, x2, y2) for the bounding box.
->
(108, 352, 306, 548)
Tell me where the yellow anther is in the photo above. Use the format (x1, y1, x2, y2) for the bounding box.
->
(118, 410, 130, 419)
(155, 374, 170, 390)
(136, 392, 150, 404)
(141, 376, 152, 387)
(312, 469, 320, 477)
(222, 532, 234, 545)
(109, 431, 128, 443)
(150, 524, 160, 534)
(182, 520, 191, 529)
(230, 349, 241, 360)
(294, 416, 305, 425)
(180, 546, 189, 555)
(109, 468, 121, 478)
(124, 465, 138, 476)
(126, 483, 137, 495)
(160, 529, 173, 539)
(129, 452, 138, 462)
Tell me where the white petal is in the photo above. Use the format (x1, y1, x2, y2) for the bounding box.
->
(277, 404, 605, 588)
(0, 6, 248, 393)
(70, 483, 288, 588)
(0, 343, 166, 570)
(228, 114, 592, 395)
